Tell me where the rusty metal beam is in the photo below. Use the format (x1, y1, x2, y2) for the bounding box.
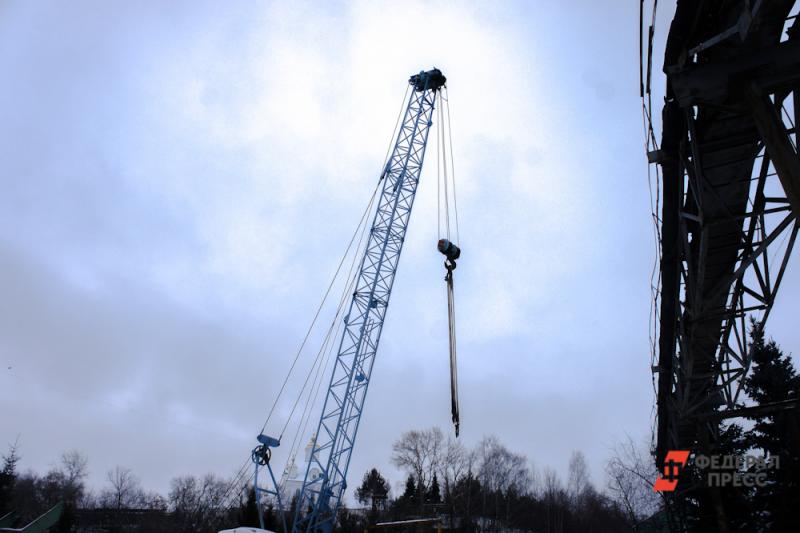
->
(746, 86, 800, 217)
(670, 38, 800, 108)
(698, 398, 800, 420)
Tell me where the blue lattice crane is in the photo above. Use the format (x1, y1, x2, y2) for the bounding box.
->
(295, 67, 446, 532)
(243, 67, 456, 533)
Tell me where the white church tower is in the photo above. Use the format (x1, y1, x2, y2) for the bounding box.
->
(278, 433, 322, 508)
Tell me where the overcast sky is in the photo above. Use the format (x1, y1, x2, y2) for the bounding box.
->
(2, 0, 798, 503)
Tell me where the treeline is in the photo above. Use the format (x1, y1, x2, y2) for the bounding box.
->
(1, 321, 797, 532)
(342, 429, 659, 532)
(0, 429, 663, 532)
(343, 321, 800, 531)
(0, 449, 244, 533)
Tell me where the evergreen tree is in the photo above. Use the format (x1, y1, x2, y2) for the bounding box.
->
(744, 321, 800, 451)
(743, 320, 800, 531)
(401, 474, 417, 505)
(452, 472, 481, 530)
(56, 502, 75, 533)
(238, 486, 260, 527)
(263, 502, 278, 531)
(355, 468, 390, 513)
(0, 441, 20, 516)
(682, 422, 755, 531)
(289, 494, 299, 523)
(427, 473, 441, 504)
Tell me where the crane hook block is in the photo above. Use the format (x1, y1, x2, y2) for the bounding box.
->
(438, 239, 461, 263)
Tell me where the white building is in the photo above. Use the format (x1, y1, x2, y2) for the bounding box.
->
(277, 434, 322, 508)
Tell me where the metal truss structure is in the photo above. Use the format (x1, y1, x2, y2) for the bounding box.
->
(650, 0, 800, 468)
(291, 68, 446, 533)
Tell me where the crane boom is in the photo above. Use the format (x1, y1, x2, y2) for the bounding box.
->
(292, 68, 446, 532)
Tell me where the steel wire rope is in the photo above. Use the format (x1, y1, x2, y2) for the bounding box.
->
(224, 180, 385, 522)
(283, 317, 341, 473)
(274, 85, 414, 521)
(279, 315, 343, 489)
(640, 0, 662, 447)
(435, 86, 461, 436)
(217, 84, 411, 513)
(221, 162, 381, 514)
(258, 84, 411, 437)
(295, 198, 373, 437)
(218, 172, 383, 513)
(277, 186, 379, 440)
(436, 93, 443, 239)
(215, 461, 254, 518)
(281, 183, 379, 454)
(444, 87, 461, 244)
(279, 232, 362, 479)
(277, 85, 411, 443)
(439, 102, 451, 241)
(283, 265, 358, 479)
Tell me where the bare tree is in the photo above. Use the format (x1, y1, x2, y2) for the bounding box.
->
(391, 427, 444, 495)
(440, 436, 469, 493)
(605, 436, 663, 527)
(438, 437, 470, 528)
(61, 450, 89, 505)
(567, 450, 591, 508)
(528, 460, 541, 497)
(61, 450, 88, 483)
(477, 436, 530, 495)
(475, 436, 531, 528)
(200, 473, 229, 512)
(144, 491, 168, 511)
(103, 466, 143, 509)
(542, 467, 562, 500)
(542, 467, 566, 533)
(170, 475, 201, 513)
(169, 473, 229, 530)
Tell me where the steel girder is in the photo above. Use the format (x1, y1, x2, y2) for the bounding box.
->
(654, 1, 799, 467)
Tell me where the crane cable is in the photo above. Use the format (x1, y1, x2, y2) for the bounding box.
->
(217, 85, 412, 513)
(277, 183, 379, 441)
(276, 84, 412, 456)
(281, 185, 377, 477)
(257, 84, 411, 439)
(436, 87, 461, 437)
(256, 179, 380, 439)
(217, 129, 389, 514)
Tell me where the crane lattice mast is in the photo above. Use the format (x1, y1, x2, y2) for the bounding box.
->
(287, 68, 446, 532)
